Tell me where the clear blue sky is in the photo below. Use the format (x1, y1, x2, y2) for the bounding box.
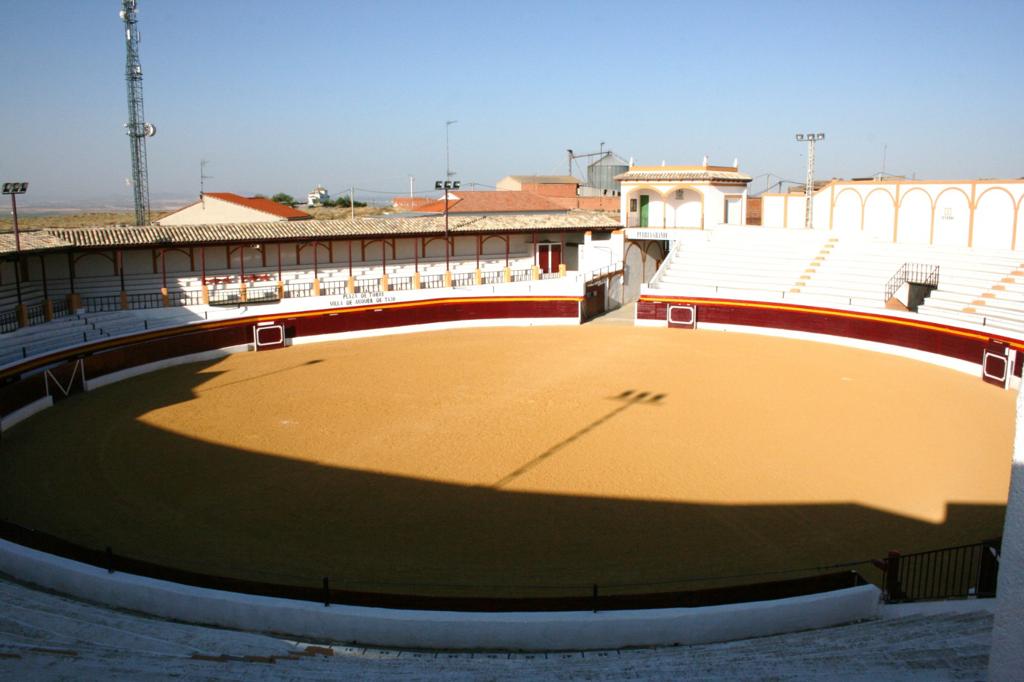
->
(1, 0, 1022, 207)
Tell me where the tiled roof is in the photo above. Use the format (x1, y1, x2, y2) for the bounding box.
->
(503, 175, 581, 185)
(203, 193, 312, 220)
(614, 167, 752, 184)
(416, 190, 566, 214)
(0, 212, 621, 255)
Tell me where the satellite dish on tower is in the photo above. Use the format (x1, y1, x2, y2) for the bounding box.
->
(144, 122, 156, 137)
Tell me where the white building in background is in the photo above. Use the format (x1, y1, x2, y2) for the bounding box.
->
(307, 185, 329, 207)
(615, 162, 752, 231)
(760, 178, 1024, 250)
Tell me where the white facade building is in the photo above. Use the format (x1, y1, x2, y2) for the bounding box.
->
(760, 179, 1024, 250)
(616, 163, 752, 231)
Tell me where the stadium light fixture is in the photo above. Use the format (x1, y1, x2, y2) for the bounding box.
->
(793, 133, 825, 229)
(3, 181, 28, 306)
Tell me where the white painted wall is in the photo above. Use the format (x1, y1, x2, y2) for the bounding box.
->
(157, 196, 288, 225)
(989, 386, 1024, 681)
(0, 540, 880, 651)
(761, 180, 1024, 249)
(620, 182, 749, 230)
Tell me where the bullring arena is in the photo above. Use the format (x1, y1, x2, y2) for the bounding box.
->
(0, 193, 1023, 674)
(0, 324, 1015, 600)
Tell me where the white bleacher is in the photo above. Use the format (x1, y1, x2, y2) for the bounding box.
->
(648, 226, 1024, 336)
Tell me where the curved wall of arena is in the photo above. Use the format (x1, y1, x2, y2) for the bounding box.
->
(636, 294, 1024, 386)
(10, 291, 1011, 649)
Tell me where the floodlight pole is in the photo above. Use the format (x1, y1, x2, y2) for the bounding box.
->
(795, 132, 825, 229)
(3, 183, 27, 306)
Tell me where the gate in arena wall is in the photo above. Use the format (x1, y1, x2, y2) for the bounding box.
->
(667, 304, 697, 329)
(253, 322, 287, 351)
(584, 282, 606, 320)
(44, 359, 85, 402)
(981, 340, 1015, 388)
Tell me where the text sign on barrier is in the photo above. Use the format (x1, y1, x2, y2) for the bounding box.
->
(254, 323, 286, 351)
(667, 304, 697, 329)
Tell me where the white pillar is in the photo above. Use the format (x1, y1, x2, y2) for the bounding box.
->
(989, 387, 1024, 680)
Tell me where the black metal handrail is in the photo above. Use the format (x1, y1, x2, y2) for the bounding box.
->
(388, 276, 413, 291)
(509, 268, 533, 282)
(125, 292, 164, 310)
(25, 303, 47, 326)
(51, 297, 70, 319)
(884, 263, 940, 303)
(879, 538, 1000, 603)
(420, 274, 445, 289)
(451, 272, 474, 287)
(285, 281, 312, 298)
(84, 295, 122, 313)
(354, 277, 381, 294)
(0, 309, 19, 334)
(320, 280, 348, 297)
(481, 270, 504, 285)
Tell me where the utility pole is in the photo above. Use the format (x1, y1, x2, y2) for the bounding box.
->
(794, 132, 825, 229)
(350, 185, 355, 220)
(120, 0, 156, 226)
(445, 120, 458, 180)
(409, 175, 414, 198)
(567, 149, 573, 175)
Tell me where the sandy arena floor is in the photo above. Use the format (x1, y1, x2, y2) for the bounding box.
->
(0, 325, 1015, 598)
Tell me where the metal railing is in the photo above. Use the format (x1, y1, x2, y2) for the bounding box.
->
(509, 268, 533, 282)
(84, 295, 122, 313)
(388, 276, 413, 291)
(451, 272, 474, 287)
(420, 274, 445, 289)
(125, 292, 164, 310)
(884, 263, 940, 303)
(246, 286, 282, 304)
(175, 290, 205, 307)
(0, 309, 19, 334)
(586, 261, 624, 283)
(285, 281, 313, 298)
(354, 278, 381, 294)
(880, 538, 1000, 603)
(320, 280, 348, 297)
(481, 270, 504, 285)
(51, 297, 70, 319)
(540, 272, 561, 280)
(25, 303, 47, 326)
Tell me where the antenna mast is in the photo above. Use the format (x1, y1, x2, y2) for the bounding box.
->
(121, 0, 156, 226)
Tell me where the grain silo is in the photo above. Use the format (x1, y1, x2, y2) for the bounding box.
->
(585, 153, 629, 195)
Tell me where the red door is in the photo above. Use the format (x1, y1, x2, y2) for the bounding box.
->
(538, 244, 562, 273)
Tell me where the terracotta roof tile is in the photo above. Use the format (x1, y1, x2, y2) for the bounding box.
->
(416, 191, 566, 214)
(203, 193, 312, 220)
(1, 212, 620, 255)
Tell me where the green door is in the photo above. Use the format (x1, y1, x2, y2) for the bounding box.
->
(639, 195, 650, 227)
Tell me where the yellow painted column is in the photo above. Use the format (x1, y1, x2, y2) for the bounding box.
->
(346, 276, 356, 295)
(67, 292, 81, 313)
(201, 285, 210, 304)
(15, 304, 28, 328)
(443, 271, 453, 288)
(474, 269, 482, 285)
(413, 272, 421, 289)
(43, 299, 54, 321)
(558, 263, 567, 277)
(239, 283, 248, 303)
(120, 290, 129, 310)
(160, 287, 170, 307)
(531, 265, 541, 280)
(503, 267, 511, 283)
(380, 274, 389, 292)
(312, 278, 321, 296)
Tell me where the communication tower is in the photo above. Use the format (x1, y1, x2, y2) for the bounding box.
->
(120, 0, 156, 226)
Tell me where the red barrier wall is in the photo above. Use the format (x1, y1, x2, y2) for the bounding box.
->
(638, 296, 1024, 378)
(0, 296, 581, 421)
